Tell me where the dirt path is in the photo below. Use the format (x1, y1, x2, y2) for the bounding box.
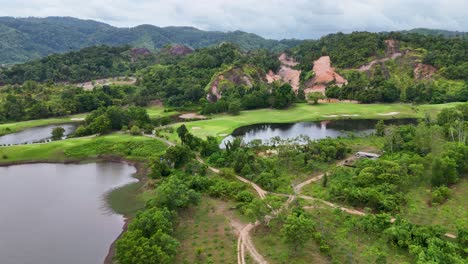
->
(144, 134, 175, 146)
(293, 173, 324, 193)
(239, 222, 268, 264)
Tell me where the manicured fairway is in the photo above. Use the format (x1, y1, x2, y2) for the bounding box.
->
(0, 105, 175, 136)
(146, 105, 179, 118)
(179, 102, 462, 138)
(0, 134, 167, 163)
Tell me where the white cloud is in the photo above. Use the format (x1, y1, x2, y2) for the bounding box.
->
(0, 0, 466, 39)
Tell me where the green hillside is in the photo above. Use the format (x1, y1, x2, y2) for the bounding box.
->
(0, 16, 294, 64)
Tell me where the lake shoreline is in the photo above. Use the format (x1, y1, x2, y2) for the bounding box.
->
(0, 156, 148, 264)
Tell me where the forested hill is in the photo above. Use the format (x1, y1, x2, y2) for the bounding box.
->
(0, 16, 298, 65)
(402, 28, 468, 38)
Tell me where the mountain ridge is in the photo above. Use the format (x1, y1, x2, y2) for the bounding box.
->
(0, 16, 297, 65)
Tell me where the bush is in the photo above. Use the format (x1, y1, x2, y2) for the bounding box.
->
(51, 126, 65, 141)
(130, 125, 141, 135)
(431, 186, 451, 204)
(228, 100, 241, 115)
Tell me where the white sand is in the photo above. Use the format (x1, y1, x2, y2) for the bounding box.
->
(377, 112, 399, 116)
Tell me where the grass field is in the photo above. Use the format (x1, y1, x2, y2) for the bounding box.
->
(178, 102, 462, 138)
(174, 197, 240, 264)
(402, 178, 468, 233)
(252, 223, 330, 264)
(0, 113, 86, 136)
(281, 207, 413, 264)
(0, 105, 176, 136)
(0, 134, 167, 163)
(146, 105, 180, 118)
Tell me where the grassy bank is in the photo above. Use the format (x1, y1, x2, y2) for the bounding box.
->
(0, 134, 167, 163)
(179, 102, 462, 138)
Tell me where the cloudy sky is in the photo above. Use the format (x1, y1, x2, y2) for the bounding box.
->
(0, 0, 467, 39)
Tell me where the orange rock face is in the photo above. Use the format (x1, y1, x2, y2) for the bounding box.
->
(305, 56, 347, 94)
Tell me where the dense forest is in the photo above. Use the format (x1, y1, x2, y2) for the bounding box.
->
(0, 46, 158, 84)
(1, 29, 468, 124)
(0, 16, 298, 64)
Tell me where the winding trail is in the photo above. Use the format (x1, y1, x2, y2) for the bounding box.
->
(150, 137, 458, 262)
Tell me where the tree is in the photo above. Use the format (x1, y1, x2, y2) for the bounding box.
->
(200, 136, 220, 157)
(281, 212, 315, 253)
(296, 88, 306, 102)
(431, 156, 459, 186)
(88, 115, 112, 134)
(307, 92, 325, 104)
(164, 145, 193, 168)
(115, 230, 178, 264)
(375, 120, 385, 137)
(130, 125, 141, 135)
(322, 173, 328, 187)
(149, 158, 172, 178)
(272, 83, 295, 109)
(128, 207, 174, 237)
(51, 127, 65, 141)
(228, 100, 241, 115)
(176, 124, 189, 143)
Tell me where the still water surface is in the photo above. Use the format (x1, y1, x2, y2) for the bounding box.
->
(0, 123, 78, 145)
(221, 118, 417, 145)
(0, 162, 137, 264)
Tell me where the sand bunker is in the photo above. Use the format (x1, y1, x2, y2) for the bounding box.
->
(179, 113, 206, 119)
(191, 126, 201, 130)
(377, 112, 399, 116)
(70, 118, 85, 121)
(322, 114, 360, 118)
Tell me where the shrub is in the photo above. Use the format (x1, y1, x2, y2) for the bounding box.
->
(431, 186, 451, 204)
(130, 125, 141, 135)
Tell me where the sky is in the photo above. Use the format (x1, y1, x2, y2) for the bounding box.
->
(0, 0, 467, 39)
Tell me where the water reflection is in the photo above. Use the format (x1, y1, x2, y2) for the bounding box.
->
(0, 162, 137, 264)
(0, 123, 78, 146)
(221, 118, 417, 146)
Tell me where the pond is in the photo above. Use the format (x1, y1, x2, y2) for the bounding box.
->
(0, 162, 137, 264)
(221, 118, 418, 146)
(0, 124, 78, 146)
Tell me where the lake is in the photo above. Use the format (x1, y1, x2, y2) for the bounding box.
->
(0, 124, 78, 146)
(221, 118, 418, 146)
(0, 162, 137, 264)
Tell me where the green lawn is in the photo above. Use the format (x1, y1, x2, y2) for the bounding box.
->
(0, 113, 86, 136)
(146, 105, 180, 118)
(0, 134, 167, 163)
(0, 105, 175, 136)
(177, 102, 462, 138)
(402, 178, 468, 233)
